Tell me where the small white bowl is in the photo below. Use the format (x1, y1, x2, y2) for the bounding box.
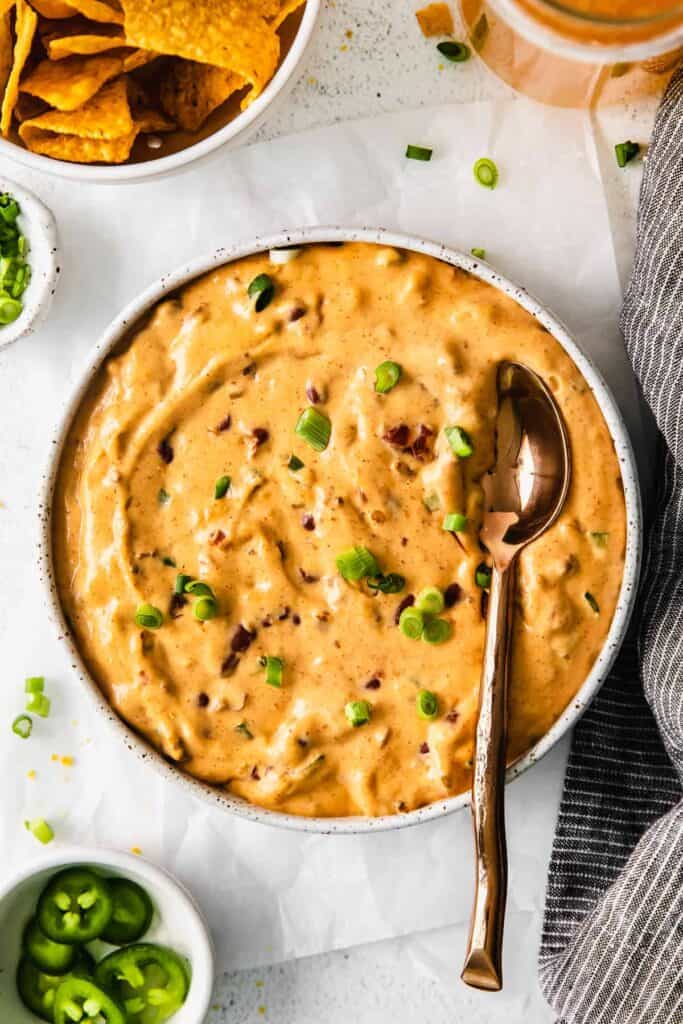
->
(0, 846, 215, 1024)
(0, 1, 321, 185)
(0, 178, 59, 350)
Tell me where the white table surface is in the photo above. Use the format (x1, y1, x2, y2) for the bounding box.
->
(0, 0, 661, 1021)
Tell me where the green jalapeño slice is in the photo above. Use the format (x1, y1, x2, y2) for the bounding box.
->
(37, 867, 113, 944)
(101, 878, 154, 945)
(16, 952, 94, 1022)
(23, 916, 78, 974)
(95, 944, 189, 1024)
(54, 977, 126, 1024)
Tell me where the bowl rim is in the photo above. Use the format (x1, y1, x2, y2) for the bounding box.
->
(0, 845, 215, 1024)
(0, 0, 321, 184)
(38, 225, 643, 835)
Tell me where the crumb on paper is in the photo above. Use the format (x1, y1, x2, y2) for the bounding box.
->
(255, 980, 264, 988)
(345, 29, 353, 38)
(131, 846, 142, 855)
(307, 76, 317, 86)
(258, 1008, 266, 1017)
(340, 43, 347, 51)
(27, 770, 36, 780)
(51, 753, 59, 762)
(60, 756, 74, 766)
(415, 2, 454, 36)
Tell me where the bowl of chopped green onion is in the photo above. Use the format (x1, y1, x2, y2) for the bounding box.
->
(0, 179, 59, 350)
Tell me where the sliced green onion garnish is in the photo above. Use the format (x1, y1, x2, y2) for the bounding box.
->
(437, 40, 470, 62)
(134, 604, 164, 629)
(367, 572, 406, 594)
(26, 694, 50, 718)
(295, 406, 331, 452)
(589, 531, 609, 548)
(399, 606, 424, 640)
(475, 563, 492, 589)
(288, 454, 305, 471)
(416, 689, 439, 720)
(345, 700, 371, 727)
(615, 141, 640, 168)
(336, 545, 380, 582)
(25, 676, 44, 694)
(194, 596, 218, 621)
(259, 655, 284, 687)
(471, 247, 486, 259)
(175, 573, 193, 594)
(0, 295, 22, 324)
(444, 425, 474, 458)
(585, 592, 600, 614)
(443, 512, 467, 533)
(406, 144, 433, 162)
(416, 587, 445, 615)
(185, 580, 215, 598)
(12, 714, 32, 739)
(235, 721, 254, 739)
(162, 556, 176, 567)
(269, 247, 302, 265)
(158, 488, 170, 505)
(422, 618, 453, 645)
(247, 273, 275, 312)
(473, 157, 499, 189)
(214, 475, 231, 500)
(374, 360, 402, 394)
(25, 818, 54, 845)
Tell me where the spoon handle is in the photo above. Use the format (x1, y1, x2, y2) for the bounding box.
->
(461, 561, 515, 991)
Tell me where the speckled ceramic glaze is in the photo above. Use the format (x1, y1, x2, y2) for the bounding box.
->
(39, 227, 642, 834)
(0, 2, 320, 185)
(0, 178, 59, 350)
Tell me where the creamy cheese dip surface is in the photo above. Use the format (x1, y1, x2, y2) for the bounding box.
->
(54, 243, 626, 818)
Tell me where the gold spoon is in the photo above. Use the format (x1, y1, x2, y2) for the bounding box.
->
(461, 360, 571, 992)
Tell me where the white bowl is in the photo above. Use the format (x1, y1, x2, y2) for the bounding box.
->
(0, 178, 58, 350)
(39, 226, 642, 834)
(0, 846, 215, 1024)
(0, 1, 321, 184)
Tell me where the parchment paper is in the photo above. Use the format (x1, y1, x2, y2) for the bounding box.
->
(0, 98, 642, 970)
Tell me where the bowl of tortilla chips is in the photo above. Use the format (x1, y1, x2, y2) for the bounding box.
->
(0, 0, 319, 180)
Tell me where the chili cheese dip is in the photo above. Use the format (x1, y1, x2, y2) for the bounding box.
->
(53, 243, 626, 818)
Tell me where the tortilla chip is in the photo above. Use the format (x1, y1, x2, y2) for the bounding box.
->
(134, 107, 174, 134)
(121, 0, 280, 105)
(67, 0, 123, 23)
(159, 59, 243, 132)
(47, 27, 126, 59)
(0, 12, 12, 105)
(122, 47, 156, 72)
(1, 0, 38, 136)
(271, 0, 305, 30)
(20, 52, 122, 109)
(415, 3, 454, 36)
(0, 0, 14, 14)
(29, 0, 74, 17)
(19, 127, 135, 161)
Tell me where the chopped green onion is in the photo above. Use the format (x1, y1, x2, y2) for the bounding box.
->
(247, 273, 275, 312)
(475, 563, 492, 589)
(367, 572, 406, 594)
(295, 406, 331, 452)
(444, 425, 474, 458)
(25, 676, 44, 694)
(615, 141, 640, 168)
(157, 488, 170, 505)
(589, 531, 609, 548)
(194, 596, 218, 621)
(269, 247, 301, 265)
(288, 454, 305, 471)
(175, 573, 193, 594)
(399, 606, 424, 640)
(585, 592, 600, 614)
(134, 603, 164, 629)
(473, 157, 499, 189)
(185, 579, 214, 598)
(423, 491, 441, 512)
(345, 700, 371, 727)
(374, 360, 402, 394)
(235, 721, 253, 739)
(26, 694, 50, 718)
(437, 40, 470, 62)
(162, 556, 176, 567)
(443, 512, 467, 533)
(259, 655, 284, 687)
(336, 545, 380, 582)
(416, 587, 445, 615)
(471, 247, 486, 259)
(0, 296, 22, 324)
(406, 144, 433, 162)
(12, 714, 32, 739)
(214, 475, 231, 500)
(25, 819, 54, 845)
(417, 689, 440, 720)
(422, 617, 453, 645)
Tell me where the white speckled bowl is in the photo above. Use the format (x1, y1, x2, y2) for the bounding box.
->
(0, 178, 58, 350)
(0, 846, 214, 1024)
(0, 2, 320, 185)
(39, 227, 642, 834)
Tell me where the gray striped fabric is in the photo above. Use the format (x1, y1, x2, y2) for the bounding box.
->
(538, 68, 683, 1022)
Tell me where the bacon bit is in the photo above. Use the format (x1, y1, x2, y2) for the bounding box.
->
(409, 424, 435, 460)
(480, 591, 489, 619)
(301, 513, 315, 531)
(306, 383, 321, 404)
(221, 653, 239, 676)
(292, 613, 301, 625)
(196, 692, 209, 708)
(261, 615, 273, 628)
(383, 424, 410, 448)
(251, 427, 269, 450)
(210, 529, 226, 546)
(289, 305, 306, 322)
(401, 536, 408, 546)
(251, 765, 261, 780)
(243, 362, 256, 376)
(215, 414, 232, 433)
(299, 568, 318, 583)
(231, 624, 255, 653)
(397, 801, 407, 812)
(297, 737, 309, 748)
(396, 460, 417, 478)
(169, 593, 187, 618)
(365, 677, 381, 690)
(371, 509, 386, 524)
(444, 583, 463, 608)
(419, 742, 430, 754)
(446, 709, 460, 723)
(277, 606, 291, 621)
(157, 434, 174, 464)
(394, 593, 415, 624)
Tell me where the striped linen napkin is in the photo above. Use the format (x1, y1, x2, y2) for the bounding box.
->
(538, 68, 683, 1023)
